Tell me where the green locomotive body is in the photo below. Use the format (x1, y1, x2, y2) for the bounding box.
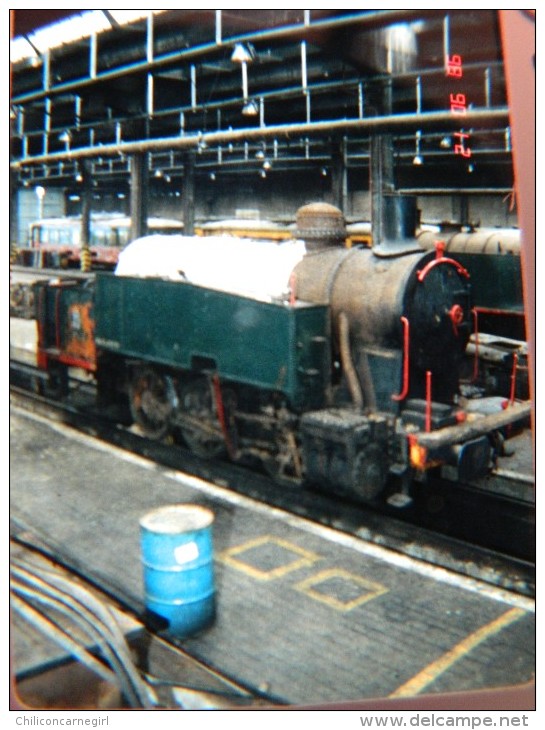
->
(94, 273, 331, 413)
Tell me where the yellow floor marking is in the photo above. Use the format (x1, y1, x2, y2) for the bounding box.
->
(295, 568, 388, 611)
(389, 607, 527, 698)
(217, 535, 321, 580)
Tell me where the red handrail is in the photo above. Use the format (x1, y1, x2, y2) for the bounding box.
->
(417, 256, 470, 283)
(417, 239, 470, 283)
(504, 352, 519, 408)
(212, 373, 236, 459)
(472, 308, 480, 382)
(425, 370, 432, 432)
(392, 316, 410, 402)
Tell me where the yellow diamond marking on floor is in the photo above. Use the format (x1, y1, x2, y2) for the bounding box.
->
(217, 535, 322, 580)
(295, 568, 389, 611)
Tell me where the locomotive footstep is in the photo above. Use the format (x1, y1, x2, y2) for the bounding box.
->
(386, 492, 413, 508)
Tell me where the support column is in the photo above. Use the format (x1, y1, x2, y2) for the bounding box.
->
(80, 160, 92, 272)
(130, 152, 149, 242)
(9, 168, 19, 262)
(330, 139, 347, 215)
(182, 151, 196, 236)
(459, 195, 469, 228)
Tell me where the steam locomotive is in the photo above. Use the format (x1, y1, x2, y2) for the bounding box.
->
(16, 203, 530, 505)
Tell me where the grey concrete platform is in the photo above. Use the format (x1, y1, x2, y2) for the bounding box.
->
(10, 406, 535, 707)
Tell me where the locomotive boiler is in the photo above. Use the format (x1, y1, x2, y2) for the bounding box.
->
(27, 203, 530, 506)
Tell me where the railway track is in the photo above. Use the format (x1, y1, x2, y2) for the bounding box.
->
(10, 366, 535, 598)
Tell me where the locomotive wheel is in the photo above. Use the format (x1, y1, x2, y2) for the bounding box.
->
(129, 368, 177, 440)
(178, 377, 226, 459)
(352, 445, 388, 502)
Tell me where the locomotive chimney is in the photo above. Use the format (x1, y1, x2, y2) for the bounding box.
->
(373, 194, 421, 255)
(295, 202, 347, 252)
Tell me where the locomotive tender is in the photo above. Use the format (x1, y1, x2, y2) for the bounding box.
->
(28, 203, 530, 505)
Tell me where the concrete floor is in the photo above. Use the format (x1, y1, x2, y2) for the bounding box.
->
(10, 405, 535, 708)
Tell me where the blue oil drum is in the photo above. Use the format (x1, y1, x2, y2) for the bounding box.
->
(139, 504, 216, 637)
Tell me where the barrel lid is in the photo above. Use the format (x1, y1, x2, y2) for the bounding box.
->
(140, 504, 214, 533)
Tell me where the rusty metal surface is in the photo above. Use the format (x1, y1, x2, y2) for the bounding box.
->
(294, 247, 428, 347)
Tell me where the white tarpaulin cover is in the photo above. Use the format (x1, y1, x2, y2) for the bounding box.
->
(115, 234, 306, 302)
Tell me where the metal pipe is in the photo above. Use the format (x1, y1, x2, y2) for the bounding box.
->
(16, 106, 24, 136)
(301, 41, 308, 90)
(443, 14, 450, 70)
(484, 67, 491, 107)
(338, 312, 364, 410)
(190, 64, 197, 109)
(11, 579, 135, 704)
(11, 593, 119, 688)
(11, 559, 155, 708)
(11, 557, 135, 660)
(146, 14, 154, 117)
(241, 61, 248, 101)
(147, 11, 154, 63)
(11, 579, 125, 690)
(13, 66, 506, 157)
(89, 33, 97, 80)
(11, 108, 509, 169)
(43, 98, 51, 155)
(215, 10, 222, 45)
(42, 49, 50, 91)
(17, 74, 361, 150)
(358, 83, 364, 119)
(147, 74, 154, 118)
(414, 400, 531, 450)
(416, 76, 422, 114)
(399, 187, 515, 195)
(75, 95, 81, 129)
